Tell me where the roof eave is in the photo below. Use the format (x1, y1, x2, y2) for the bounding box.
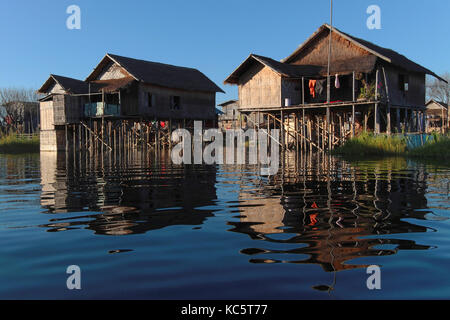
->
(84, 54, 140, 82)
(224, 54, 285, 85)
(37, 74, 69, 95)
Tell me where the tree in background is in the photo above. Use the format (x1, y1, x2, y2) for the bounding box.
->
(0, 88, 40, 133)
(427, 72, 450, 104)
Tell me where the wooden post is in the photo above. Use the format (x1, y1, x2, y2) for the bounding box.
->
(295, 113, 299, 152)
(326, 107, 330, 148)
(301, 77, 305, 106)
(169, 118, 172, 149)
(72, 124, 76, 151)
(374, 69, 380, 134)
(329, 113, 333, 150)
(321, 117, 325, 151)
(405, 108, 409, 133)
(64, 124, 68, 152)
(382, 67, 392, 135)
(302, 108, 305, 150)
(364, 109, 368, 133)
(157, 120, 160, 150)
(396, 108, 401, 133)
(316, 116, 320, 151)
(422, 111, 426, 133)
(280, 111, 285, 151)
(308, 117, 312, 153)
(352, 71, 356, 138)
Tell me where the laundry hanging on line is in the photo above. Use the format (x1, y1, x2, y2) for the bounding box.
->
(335, 74, 340, 89)
(315, 80, 326, 97)
(309, 80, 317, 98)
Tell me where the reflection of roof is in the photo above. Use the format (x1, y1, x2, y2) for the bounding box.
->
(86, 53, 225, 93)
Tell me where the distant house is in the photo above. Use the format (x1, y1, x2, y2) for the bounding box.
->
(425, 99, 448, 132)
(37, 53, 224, 151)
(218, 100, 240, 130)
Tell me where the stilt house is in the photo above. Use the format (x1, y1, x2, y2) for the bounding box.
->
(224, 24, 447, 150)
(38, 54, 224, 151)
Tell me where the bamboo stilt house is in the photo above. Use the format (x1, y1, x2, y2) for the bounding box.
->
(37, 54, 224, 151)
(217, 99, 241, 130)
(224, 24, 447, 147)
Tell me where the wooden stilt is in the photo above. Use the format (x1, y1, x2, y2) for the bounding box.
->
(352, 71, 356, 138)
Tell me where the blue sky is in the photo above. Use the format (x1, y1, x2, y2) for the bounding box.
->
(0, 0, 449, 104)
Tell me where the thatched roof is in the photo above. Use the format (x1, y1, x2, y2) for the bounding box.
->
(224, 54, 377, 84)
(37, 74, 91, 95)
(86, 53, 224, 93)
(283, 24, 447, 83)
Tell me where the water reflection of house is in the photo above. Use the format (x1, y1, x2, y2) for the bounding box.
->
(237, 196, 285, 234)
(231, 161, 432, 272)
(39, 151, 218, 235)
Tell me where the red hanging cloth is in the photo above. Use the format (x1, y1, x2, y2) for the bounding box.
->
(309, 80, 317, 98)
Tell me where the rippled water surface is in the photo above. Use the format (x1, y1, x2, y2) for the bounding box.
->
(0, 151, 449, 299)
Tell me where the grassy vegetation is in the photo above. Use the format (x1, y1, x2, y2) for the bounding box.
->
(408, 133, 450, 158)
(333, 132, 450, 159)
(0, 133, 40, 154)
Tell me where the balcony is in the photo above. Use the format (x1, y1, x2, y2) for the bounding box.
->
(84, 102, 120, 117)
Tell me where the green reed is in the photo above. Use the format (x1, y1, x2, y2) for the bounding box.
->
(333, 132, 450, 158)
(0, 132, 40, 154)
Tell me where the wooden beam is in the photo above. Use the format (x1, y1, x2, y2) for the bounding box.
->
(352, 71, 355, 138)
(374, 69, 380, 134)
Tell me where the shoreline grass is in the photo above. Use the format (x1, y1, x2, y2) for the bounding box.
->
(0, 133, 40, 154)
(332, 132, 450, 159)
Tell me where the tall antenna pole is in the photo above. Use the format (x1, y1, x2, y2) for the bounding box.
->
(327, 0, 333, 103)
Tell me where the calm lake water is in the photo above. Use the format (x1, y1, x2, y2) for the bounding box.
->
(0, 150, 449, 299)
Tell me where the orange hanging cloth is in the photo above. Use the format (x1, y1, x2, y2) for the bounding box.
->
(309, 80, 317, 98)
(309, 213, 318, 226)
